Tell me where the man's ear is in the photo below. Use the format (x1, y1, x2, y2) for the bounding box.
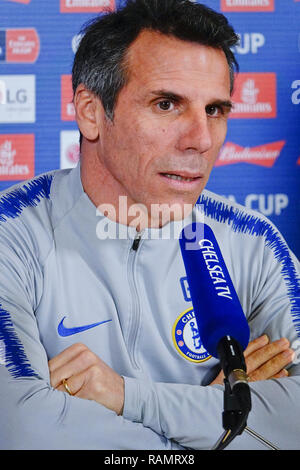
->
(74, 84, 103, 141)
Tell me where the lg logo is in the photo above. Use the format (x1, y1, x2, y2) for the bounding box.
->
(4, 88, 27, 104)
(0, 75, 35, 123)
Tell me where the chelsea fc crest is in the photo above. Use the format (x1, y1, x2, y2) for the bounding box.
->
(172, 308, 211, 363)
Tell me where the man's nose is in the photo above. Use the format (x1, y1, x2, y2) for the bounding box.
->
(176, 109, 212, 154)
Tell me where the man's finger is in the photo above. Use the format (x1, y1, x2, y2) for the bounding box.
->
(246, 338, 290, 375)
(271, 369, 289, 379)
(49, 343, 88, 373)
(249, 348, 295, 382)
(50, 345, 98, 388)
(56, 370, 87, 397)
(244, 335, 269, 358)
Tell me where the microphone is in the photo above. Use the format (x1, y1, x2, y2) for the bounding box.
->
(179, 222, 251, 448)
(179, 222, 250, 360)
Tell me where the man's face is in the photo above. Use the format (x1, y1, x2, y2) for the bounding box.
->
(93, 30, 232, 222)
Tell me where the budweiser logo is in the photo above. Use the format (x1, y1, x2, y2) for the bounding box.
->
(216, 141, 286, 167)
(221, 0, 274, 11)
(230, 73, 276, 119)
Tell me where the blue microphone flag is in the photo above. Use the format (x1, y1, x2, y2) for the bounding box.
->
(179, 223, 250, 359)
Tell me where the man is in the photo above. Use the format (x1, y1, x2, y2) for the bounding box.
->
(0, 0, 299, 450)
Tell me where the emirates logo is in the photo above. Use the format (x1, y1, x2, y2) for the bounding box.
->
(221, 0, 274, 12)
(241, 79, 259, 105)
(60, 0, 115, 13)
(230, 73, 276, 119)
(0, 134, 34, 180)
(0, 141, 16, 167)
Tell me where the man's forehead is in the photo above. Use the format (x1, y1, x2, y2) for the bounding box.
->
(124, 29, 231, 96)
(126, 29, 218, 69)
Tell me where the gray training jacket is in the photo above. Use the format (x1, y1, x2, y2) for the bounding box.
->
(0, 162, 299, 450)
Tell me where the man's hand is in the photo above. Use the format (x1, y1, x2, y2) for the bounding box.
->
(210, 335, 295, 386)
(49, 336, 294, 412)
(49, 343, 124, 415)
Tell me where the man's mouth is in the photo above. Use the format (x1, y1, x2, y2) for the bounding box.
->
(160, 172, 201, 183)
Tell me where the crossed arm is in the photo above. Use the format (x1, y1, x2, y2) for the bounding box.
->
(49, 334, 295, 416)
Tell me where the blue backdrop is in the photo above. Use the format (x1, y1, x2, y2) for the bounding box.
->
(0, 0, 299, 257)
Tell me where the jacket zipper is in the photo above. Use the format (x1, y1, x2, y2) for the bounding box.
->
(132, 232, 142, 251)
(126, 232, 143, 369)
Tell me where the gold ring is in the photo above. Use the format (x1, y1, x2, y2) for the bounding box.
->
(62, 378, 74, 396)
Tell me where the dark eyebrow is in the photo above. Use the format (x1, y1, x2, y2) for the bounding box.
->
(149, 90, 184, 102)
(210, 99, 233, 110)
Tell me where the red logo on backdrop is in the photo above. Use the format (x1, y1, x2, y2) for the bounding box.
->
(6, 29, 40, 63)
(7, 0, 31, 4)
(60, 0, 115, 13)
(221, 0, 274, 11)
(0, 135, 34, 181)
(215, 141, 285, 168)
(61, 75, 75, 121)
(230, 73, 276, 119)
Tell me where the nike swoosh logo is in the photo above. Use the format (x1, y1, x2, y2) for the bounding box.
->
(57, 316, 112, 337)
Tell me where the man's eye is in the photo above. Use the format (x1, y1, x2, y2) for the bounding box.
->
(157, 100, 174, 111)
(206, 105, 222, 117)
